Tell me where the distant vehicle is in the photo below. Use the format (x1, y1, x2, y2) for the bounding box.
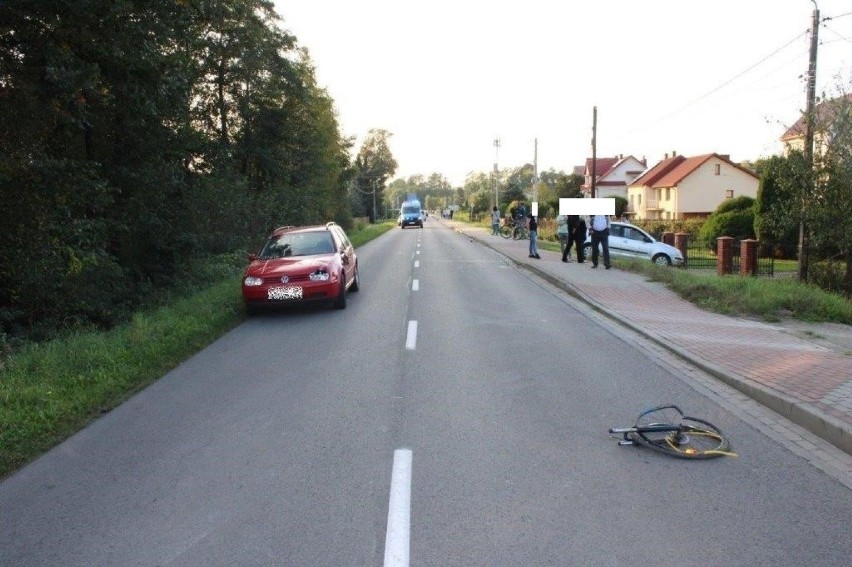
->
(241, 222, 359, 311)
(583, 221, 684, 266)
(400, 199, 423, 228)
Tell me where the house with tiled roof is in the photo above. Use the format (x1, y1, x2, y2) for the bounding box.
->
(627, 152, 758, 220)
(781, 93, 852, 155)
(579, 155, 647, 199)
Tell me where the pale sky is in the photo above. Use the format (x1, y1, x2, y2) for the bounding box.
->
(273, 0, 851, 186)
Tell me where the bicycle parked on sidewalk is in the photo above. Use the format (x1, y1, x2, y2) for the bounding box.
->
(499, 218, 528, 240)
(609, 405, 736, 459)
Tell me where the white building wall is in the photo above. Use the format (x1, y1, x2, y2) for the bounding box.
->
(678, 160, 758, 213)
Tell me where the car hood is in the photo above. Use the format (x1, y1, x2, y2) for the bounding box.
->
(654, 242, 684, 258)
(245, 256, 334, 276)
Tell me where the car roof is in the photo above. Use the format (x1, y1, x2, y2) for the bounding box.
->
(269, 222, 340, 238)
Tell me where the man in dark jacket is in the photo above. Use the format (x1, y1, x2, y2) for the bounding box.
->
(562, 215, 587, 263)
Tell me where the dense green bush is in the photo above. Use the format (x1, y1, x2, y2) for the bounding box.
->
(698, 196, 756, 243)
(809, 259, 847, 296)
(0, 2, 352, 342)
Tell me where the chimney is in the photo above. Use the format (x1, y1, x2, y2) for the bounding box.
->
(672, 150, 677, 157)
(664, 153, 669, 160)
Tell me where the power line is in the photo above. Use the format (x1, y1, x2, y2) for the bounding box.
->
(649, 30, 809, 126)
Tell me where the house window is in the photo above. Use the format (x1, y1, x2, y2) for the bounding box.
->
(714, 164, 721, 175)
(638, 194, 642, 205)
(665, 188, 671, 201)
(725, 189, 734, 199)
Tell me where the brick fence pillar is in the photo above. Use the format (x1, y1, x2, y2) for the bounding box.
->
(662, 231, 674, 246)
(716, 236, 733, 275)
(674, 232, 689, 267)
(740, 239, 758, 276)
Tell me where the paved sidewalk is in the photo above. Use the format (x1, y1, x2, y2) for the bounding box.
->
(444, 219, 852, 456)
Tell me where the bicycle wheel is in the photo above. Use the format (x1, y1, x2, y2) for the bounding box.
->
(632, 405, 733, 459)
(512, 227, 522, 240)
(500, 225, 513, 239)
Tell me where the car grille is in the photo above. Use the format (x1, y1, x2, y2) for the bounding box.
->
(263, 274, 310, 284)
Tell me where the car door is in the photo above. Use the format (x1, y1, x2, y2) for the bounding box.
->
(607, 224, 629, 257)
(622, 226, 654, 259)
(332, 226, 356, 282)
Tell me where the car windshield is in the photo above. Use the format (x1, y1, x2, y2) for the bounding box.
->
(257, 232, 336, 259)
(402, 205, 419, 214)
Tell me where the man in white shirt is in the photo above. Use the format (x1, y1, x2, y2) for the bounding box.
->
(589, 215, 611, 269)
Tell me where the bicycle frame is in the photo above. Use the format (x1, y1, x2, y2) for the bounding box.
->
(609, 405, 735, 459)
(609, 423, 684, 446)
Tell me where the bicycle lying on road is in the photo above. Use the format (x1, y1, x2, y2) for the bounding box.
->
(499, 218, 528, 240)
(609, 405, 736, 459)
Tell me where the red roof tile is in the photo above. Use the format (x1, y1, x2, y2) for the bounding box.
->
(630, 153, 758, 188)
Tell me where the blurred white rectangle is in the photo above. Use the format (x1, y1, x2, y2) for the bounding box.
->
(559, 198, 615, 216)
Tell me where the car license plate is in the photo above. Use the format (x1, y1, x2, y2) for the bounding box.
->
(268, 286, 303, 301)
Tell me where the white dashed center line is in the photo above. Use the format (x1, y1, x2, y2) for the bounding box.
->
(412, 279, 419, 291)
(383, 449, 412, 567)
(405, 321, 417, 350)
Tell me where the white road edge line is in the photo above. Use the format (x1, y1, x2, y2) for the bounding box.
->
(412, 279, 419, 291)
(405, 321, 417, 350)
(383, 448, 412, 567)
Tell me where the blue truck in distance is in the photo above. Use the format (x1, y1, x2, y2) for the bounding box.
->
(399, 198, 423, 229)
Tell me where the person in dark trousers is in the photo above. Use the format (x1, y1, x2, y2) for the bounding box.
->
(561, 215, 576, 262)
(572, 215, 587, 263)
(589, 214, 611, 269)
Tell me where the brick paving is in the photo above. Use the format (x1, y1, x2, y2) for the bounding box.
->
(448, 221, 852, 456)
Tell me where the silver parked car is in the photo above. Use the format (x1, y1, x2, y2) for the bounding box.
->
(584, 221, 684, 266)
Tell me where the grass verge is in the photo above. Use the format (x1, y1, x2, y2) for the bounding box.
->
(617, 258, 852, 324)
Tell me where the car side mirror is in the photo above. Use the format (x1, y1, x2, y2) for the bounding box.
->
(248, 253, 257, 261)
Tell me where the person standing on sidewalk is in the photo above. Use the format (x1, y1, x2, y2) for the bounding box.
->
(563, 215, 586, 263)
(527, 213, 540, 259)
(574, 215, 587, 263)
(589, 214, 611, 269)
(491, 206, 501, 235)
(556, 214, 569, 257)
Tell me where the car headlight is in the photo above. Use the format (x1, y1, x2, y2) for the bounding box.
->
(309, 270, 330, 282)
(244, 276, 263, 286)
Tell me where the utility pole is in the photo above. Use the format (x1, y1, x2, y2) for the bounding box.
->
(533, 138, 538, 203)
(493, 137, 500, 207)
(798, 1, 819, 282)
(372, 179, 378, 223)
(591, 106, 598, 199)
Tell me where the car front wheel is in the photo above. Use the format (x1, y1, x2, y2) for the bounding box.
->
(333, 276, 347, 309)
(652, 253, 672, 266)
(350, 263, 360, 292)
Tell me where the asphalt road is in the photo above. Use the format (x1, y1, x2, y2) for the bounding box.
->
(2, 219, 851, 566)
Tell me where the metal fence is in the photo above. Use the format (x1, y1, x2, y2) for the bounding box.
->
(683, 239, 776, 276)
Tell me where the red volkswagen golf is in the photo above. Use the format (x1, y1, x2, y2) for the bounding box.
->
(242, 222, 360, 312)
